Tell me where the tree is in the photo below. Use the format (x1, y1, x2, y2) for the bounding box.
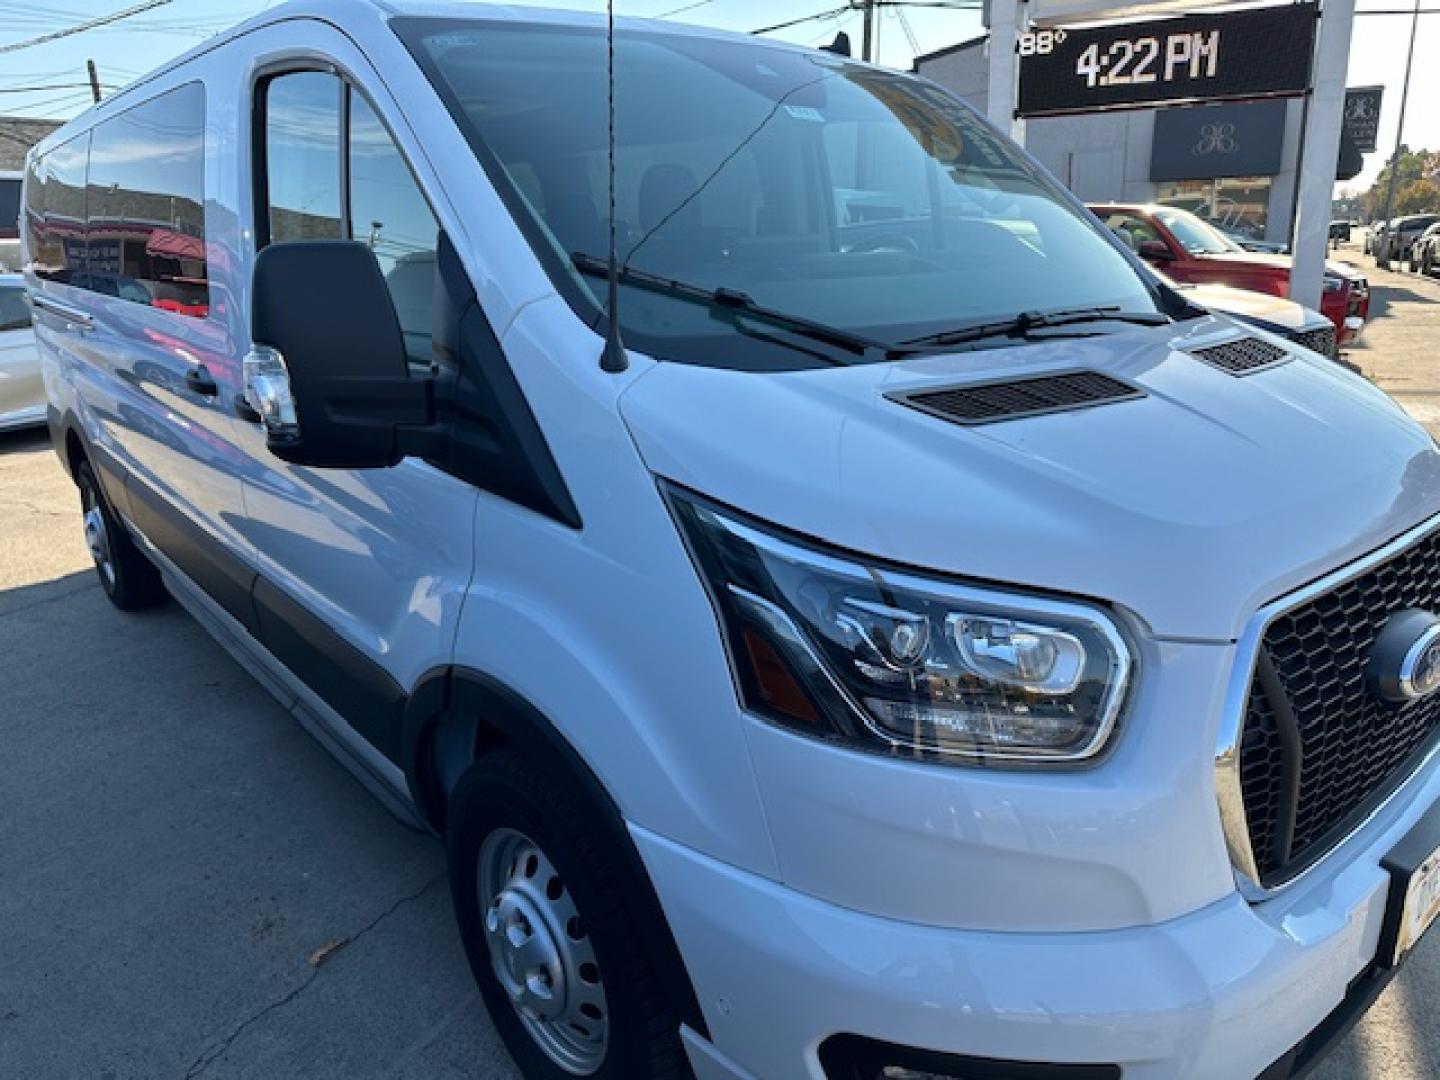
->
(1361, 147, 1439, 219)
(1396, 178, 1440, 215)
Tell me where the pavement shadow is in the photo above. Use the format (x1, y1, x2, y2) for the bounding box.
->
(1369, 286, 1438, 321)
(0, 567, 108, 620)
(0, 427, 49, 457)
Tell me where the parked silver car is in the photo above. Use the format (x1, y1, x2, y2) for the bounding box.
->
(0, 274, 43, 431)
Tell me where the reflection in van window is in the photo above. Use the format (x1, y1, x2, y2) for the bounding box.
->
(265, 72, 343, 243)
(262, 75, 440, 371)
(32, 133, 89, 284)
(404, 23, 1163, 366)
(349, 92, 440, 370)
(87, 81, 209, 318)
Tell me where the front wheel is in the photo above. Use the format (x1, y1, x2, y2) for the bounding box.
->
(447, 748, 692, 1080)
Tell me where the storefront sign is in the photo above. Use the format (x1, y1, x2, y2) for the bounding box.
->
(1344, 85, 1384, 154)
(1150, 100, 1287, 181)
(1016, 3, 1318, 117)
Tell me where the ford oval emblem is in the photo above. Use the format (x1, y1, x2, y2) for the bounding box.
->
(1368, 610, 1440, 703)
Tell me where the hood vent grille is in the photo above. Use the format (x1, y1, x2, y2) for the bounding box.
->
(1189, 336, 1290, 375)
(890, 370, 1145, 426)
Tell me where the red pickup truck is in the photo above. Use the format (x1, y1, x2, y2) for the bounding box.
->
(1090, 203, 1369, 345)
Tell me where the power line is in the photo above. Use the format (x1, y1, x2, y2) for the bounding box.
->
(0, 83, 117, 94)
(652, 0, 718, 18)
(753, 6, 851, 35)
(0, 0, 173, 56)
(752, 0, 980, 35)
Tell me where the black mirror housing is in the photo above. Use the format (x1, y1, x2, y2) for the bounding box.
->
(250, 240, 431, 469)
(1138, 240, 1175, 263)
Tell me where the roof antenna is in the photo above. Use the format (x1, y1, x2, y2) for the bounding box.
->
(599, 0, 629, 373)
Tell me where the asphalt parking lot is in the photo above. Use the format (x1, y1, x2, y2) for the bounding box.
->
(2, 250, 1440, 1080)
(0, 451, 521, 1076)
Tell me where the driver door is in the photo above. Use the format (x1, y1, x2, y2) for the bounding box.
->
(230, 42, 477, 763)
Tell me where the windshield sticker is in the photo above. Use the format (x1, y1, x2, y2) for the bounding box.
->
(784, 105, 824, 122)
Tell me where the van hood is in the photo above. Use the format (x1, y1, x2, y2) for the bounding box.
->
(620, 316, 1440, 640)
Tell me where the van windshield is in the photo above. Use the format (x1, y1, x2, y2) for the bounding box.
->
(398, 19, 1165, 368)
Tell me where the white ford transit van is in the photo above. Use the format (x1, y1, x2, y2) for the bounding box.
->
(24, 4, 1440, 1077)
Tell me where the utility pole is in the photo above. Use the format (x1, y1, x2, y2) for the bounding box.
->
(861, 0, 876, 62)
(86, 59, 102, 103)
(1290, 0, 1356, 308)
(1376, 0, 1421, 269)
(986, 0, 1026, 144)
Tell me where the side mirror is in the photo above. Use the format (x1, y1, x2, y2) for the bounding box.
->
(247, 240, 431, 469)
(1138, 239, 1175, 263)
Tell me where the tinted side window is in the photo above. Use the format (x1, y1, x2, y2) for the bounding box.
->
(261, 74, 440, 369)
(264, 72, 343, 243)
(37, 134, 89, 284)
(0, 285, 29, 331)
(87, 82, 209, 318)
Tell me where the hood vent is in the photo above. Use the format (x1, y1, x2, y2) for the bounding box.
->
(1188, 336, 1290, 376)
(890, 370, 1145, 426)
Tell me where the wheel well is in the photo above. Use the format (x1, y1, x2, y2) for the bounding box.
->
(405, 668, 709, 1040)
(64, 428, 85, 481)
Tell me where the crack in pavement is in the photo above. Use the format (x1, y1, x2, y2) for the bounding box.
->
(181, 873, 446, 1079)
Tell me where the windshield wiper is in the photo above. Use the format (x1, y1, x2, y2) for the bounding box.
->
(900, 306, 1171, 350)
(571, 253, 892, 363)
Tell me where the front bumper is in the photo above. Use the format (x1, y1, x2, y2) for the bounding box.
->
(638, 733, 1440, 1080)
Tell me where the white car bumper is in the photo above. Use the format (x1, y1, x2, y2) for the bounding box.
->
(637, 738, 1440, 1080)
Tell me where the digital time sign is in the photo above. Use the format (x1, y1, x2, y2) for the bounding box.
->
(1016, 4, 1317, 118)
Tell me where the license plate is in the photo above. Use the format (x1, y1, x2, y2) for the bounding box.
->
(1381, 800, 1440, 967)
(1393, 846, 1440, 964)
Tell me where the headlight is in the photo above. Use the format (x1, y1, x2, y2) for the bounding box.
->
(667, 486, 1133, 766)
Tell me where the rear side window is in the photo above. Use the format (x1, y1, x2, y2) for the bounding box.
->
(259, 72, 441, 370)
(87, 82, 209, 318)
(33, 134, 89, 284)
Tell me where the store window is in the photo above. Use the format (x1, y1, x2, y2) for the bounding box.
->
(1156, 177, 1274, 243)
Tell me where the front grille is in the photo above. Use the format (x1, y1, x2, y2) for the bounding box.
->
(1288, 324, 1338, 359)
(1189, 336, 1290, 375)
(890, 370, 1143, 426)
(1239, 524, 1440, 884)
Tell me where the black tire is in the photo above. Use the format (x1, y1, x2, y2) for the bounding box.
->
(447, 747, 692, 1080)
(75, 459, 166, 611)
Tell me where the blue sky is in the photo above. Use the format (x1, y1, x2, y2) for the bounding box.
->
(1, 0, 1434, 190)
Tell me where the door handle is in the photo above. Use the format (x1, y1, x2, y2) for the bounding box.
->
(185, 364, 219, 397)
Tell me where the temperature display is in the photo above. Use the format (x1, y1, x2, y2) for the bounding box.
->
(1016, 4, 1317, 118)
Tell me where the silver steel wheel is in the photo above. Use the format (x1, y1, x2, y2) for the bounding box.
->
(478, 828, 609, 1075)
(81, 479, 115, 589)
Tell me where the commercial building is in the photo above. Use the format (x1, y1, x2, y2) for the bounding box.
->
(915, 36, 1311, 246)
(2, 117, 63, 245)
